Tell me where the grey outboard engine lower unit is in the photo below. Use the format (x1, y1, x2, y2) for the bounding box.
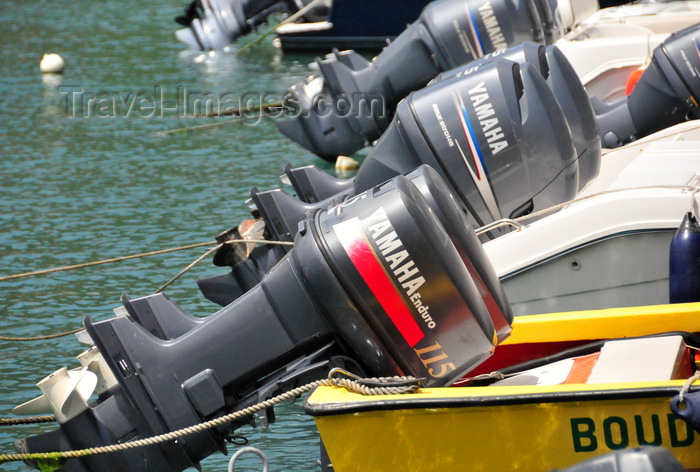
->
(277, 0, 556, 160)
(595, 24, 700, 148)
(16, 173, 507, 472)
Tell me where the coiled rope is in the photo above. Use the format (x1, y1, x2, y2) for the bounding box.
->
(679, 370, 700, 404)
(0, 373, 421, 465)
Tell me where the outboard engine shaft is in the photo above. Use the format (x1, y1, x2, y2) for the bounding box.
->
(277, 0, 555, 160)
(594, 24, 700, 148)
(15, 173, 508, 472)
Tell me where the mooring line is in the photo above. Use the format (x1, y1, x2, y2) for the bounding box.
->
(154, 243, 223, 293)
(160, 101, 290, 135)
(0, 328, 84, 342)
(160, 114, 264, 135)
(203, 101, 286, 118)
(0, 375, 421, 465)
(0, 239, 293, 282)
(1, 238, 294, 341)
(0, 241, 216, 282)
(0, 416, 55, 426)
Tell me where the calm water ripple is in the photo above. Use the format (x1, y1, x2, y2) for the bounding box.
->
(0, 0, 350, 470)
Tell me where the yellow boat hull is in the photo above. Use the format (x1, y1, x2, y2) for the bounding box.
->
(308, 382, 700, 471)
(306, 303, 700, 471)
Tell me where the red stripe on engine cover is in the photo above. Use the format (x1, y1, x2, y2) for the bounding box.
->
(333, 218, 425, 347)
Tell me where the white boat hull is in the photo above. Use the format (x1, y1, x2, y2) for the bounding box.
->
(485, 122, 700, 316)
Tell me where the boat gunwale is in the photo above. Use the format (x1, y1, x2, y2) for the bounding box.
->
(304, 383, 697, 416)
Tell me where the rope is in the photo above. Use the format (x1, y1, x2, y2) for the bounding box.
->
(0, 416, 55, 426)
(328, 369, 423, 395)
(0, 374, 421, 464)
(1, 237, 293, 341)
(0, 239, 293, 282)
(155, 243, 223, 293)
(0, 381, 328, 464)
(159, 99, 288, 133)
(0, 241, 216, 282)
(150, 238, 292, 294)
(0, 328, 84, 342)
(679, 371, 700, 404)
(204, 101, 286, 118)
(451, 371, 506, 386)
(159, 116, 256, 135)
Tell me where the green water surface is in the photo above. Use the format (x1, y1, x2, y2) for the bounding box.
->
(0, 1, 344, 470)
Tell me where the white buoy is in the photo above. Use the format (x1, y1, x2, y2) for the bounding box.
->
(335, 155, 359, 171)
(40, 53, 65, 74)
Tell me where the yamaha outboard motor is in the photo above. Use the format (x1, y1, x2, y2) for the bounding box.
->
(198, 59, 576, 309)
(175, 0, 324, 50)
(136, 166, 512, 342)
(202, 165, 514, 341)
(594, 24, 700, 148)
(296, 59, 578, 222)
(283, 50, 585, 203)
(285, 41, 600, 201)
(277, 0, 554, 160)
(16, 174, 506, 472)
(429, 42, 599, 190)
